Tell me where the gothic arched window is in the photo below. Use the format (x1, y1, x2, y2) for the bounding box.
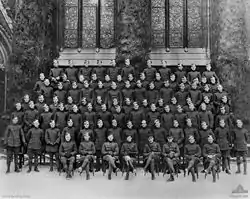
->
(151, 0, 204, 48)
(64, 0, 115, 49)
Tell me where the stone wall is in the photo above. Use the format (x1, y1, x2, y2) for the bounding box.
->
(211, 0, 250, 129)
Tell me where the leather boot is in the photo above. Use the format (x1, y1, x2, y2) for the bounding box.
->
(167, 174, 174, 182)
(236, 163, 241, 174)
(150, 161, 155, 180)
(191, 169, 196, 182)
(34, 167, 40, 172)
(125, 171, 129, 180)
(6, 162, 10, 174)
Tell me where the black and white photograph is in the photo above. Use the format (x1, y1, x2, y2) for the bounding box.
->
(0, 0, 249, 199)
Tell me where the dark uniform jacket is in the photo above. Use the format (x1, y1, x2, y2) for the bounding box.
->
(187, 71, 201, 83)
(40, 112, 53, 130)
(198, 110, 214, 129)
(162, 142, 180, 158)
(92, 67, 106, 82)
(68, 89, 80, 104)
(69, 112, 82, 129)
(101, 141, 119, 156)
(134, 87, 146, 104)
(160, 87, 174, 104)
(45, 127, 60, 152)
(143, 141, 161, 157)
(152, 127, 167, 148)
(61, 126, 76, 143)
(54, 89, 67, 103)
(174, 112, 187, 129)
(169, 127, 184, 148)
(4, 124, 26, 147)
(113, 112, 126, 129)
(160, 113, 174, 132)
(175, 90, 189, 106)
(129, 109, 144, 129)
(138, 127, 151, 151)
(79, 67, 92, 81)
(78, 129, 94, 143)
(94, 127, 107, 151)
(203, 142, 221, 158)
(108, 127, 122, 147)
(80, 87, 94, 103)
(24, 109, 39, 128)
(35, 102, 45, 115)
(65, 67, 78, 82)
(59, 140, 77, 157)
(26, 127, 44, 150)
(159, 68, 171, 81)
(184, 127, 200, 144)
(232, 128, 248, 151)
(121, 66, 135, 81)
(199, 128, 214, 147)
(214, 127, 231, 151)
(54, 111, 68, 129)
(146, 89, 159, 105)
(79, 140, 96, 155)
(184, 143, 201, 159)
(143, 67, 157, 83)
(123, 128, 138, 144)
(189, 89, 202, 107)
(107, 67, 120, 81)
(120, 141, 138, 158)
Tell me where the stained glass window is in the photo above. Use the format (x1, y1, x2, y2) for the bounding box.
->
(169, 0, 184, 48)
(151, 0, 166, 47)
(150, 0, 203, 48)
(64, 0, 79, 48)
(82, 0, 97, 48)
(187, 0, 202, 47)
(100, 0, 115, 48)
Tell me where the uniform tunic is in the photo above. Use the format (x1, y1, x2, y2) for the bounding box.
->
(169, 127, 184, 148)
(79, 140, 96, 155)
(232, 128, 248, 152)
(94, 127, 107, 151)
(160, 87, 174, 104)
(161, 113, 174, 131)
(214, 127, 231, 151)
(138, 127, 151, 152)
(102, 141, 119, 156)
(162, 142, 180, 160)
(153, 127, 167, 148)
(120, 141, 138, 158)
(184, 143, 201, 158)
(4, 124, 26, 147)
(45, 127, 60, 152)
(26, 127, 44, 150)
(143, 142, 161, 158)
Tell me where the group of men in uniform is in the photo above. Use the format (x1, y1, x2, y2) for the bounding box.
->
(3, 59, 248, 182)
